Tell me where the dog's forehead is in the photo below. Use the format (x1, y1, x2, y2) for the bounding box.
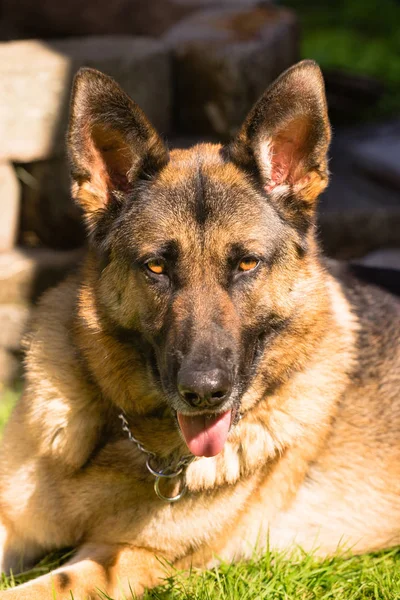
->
(163, 143, 253, 198)
(141, 144, 280, 225)
(127, 143, 285, 258)
(167, 143, 223, 172)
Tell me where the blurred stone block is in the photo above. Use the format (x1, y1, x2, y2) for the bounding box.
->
(0, 0, 264, 40)
(0, 347, 22, 387)
(1, 0, 184, 38)
(17, 159, 85, 250)
(0, 303, 30, 387)
(319, 209, 400, 260)
(355, 248, 400, 271)
(0, 247, 84, 305)
(0, 304, 30, 351)
(0, 37, 171, 162)
(165, 5, 299, 137)
(349, 121, 400, 191)
(176, 0, 259, 5)
(0, 163, 20, 252)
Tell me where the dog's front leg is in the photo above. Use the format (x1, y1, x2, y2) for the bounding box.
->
(0, 543, 172, 600)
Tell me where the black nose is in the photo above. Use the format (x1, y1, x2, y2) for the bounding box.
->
(177, 368, 232, 408)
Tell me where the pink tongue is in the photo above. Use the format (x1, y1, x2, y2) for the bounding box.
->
(177, 410, 232, 457)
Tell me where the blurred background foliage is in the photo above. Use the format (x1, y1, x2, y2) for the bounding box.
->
(283, 0, 400, 122)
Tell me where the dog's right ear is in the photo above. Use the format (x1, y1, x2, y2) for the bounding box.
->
(68, 68, 169, 231)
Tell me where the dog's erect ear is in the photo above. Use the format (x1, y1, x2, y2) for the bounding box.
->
(68, 68, 169, 229)
(227, 60, 331, 218)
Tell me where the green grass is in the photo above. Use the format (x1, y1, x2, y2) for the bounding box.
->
(145, 549, 400, 600)
(1, 389, 400, 599)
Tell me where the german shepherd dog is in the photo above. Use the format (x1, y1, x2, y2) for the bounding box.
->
(1, 60, 400, 599)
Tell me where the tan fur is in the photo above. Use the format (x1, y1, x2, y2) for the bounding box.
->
(1, 62, 400, 599)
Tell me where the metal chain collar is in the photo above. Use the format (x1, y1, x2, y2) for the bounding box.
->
(118, 412, 195, 503)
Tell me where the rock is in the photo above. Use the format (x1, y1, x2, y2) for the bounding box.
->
(0, 163, 20, 252)
(0, 247, 84, 305)
(165, 5, 299, 137)
(0, 304, 30, 388)
(355, 248, 400, 271)
(0, 0, 264, 40)
(348, 121, 400, 191)
(323, 70, 384, 124)
(0, 305, 31, 351)
(0, 348, 22, 387)
(176, 0, 258, 5)
(319, 209, 400, 260)
(0, 37, 171, 162)
(318, 126, 400, 220)
(17, 159, 85, 250)
(1, 0, 186, 39)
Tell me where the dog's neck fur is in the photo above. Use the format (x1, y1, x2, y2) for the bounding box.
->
(69, 250, 358, 496)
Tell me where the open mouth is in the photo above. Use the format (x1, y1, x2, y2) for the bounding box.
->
(177, 405, 239, 458)
(174, 333, 264, 459)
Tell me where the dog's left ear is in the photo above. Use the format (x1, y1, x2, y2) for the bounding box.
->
(227, 60, 331, 218)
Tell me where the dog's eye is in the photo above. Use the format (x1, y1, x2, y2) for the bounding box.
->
(146, 259, 166, 275)
(238, 257, 259, 272)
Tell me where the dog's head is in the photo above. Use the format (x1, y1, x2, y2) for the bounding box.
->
(68, 61, 330, 457)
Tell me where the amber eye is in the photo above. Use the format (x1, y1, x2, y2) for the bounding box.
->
(238, 257, 259, 272)
(146, 259, 166, 275)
